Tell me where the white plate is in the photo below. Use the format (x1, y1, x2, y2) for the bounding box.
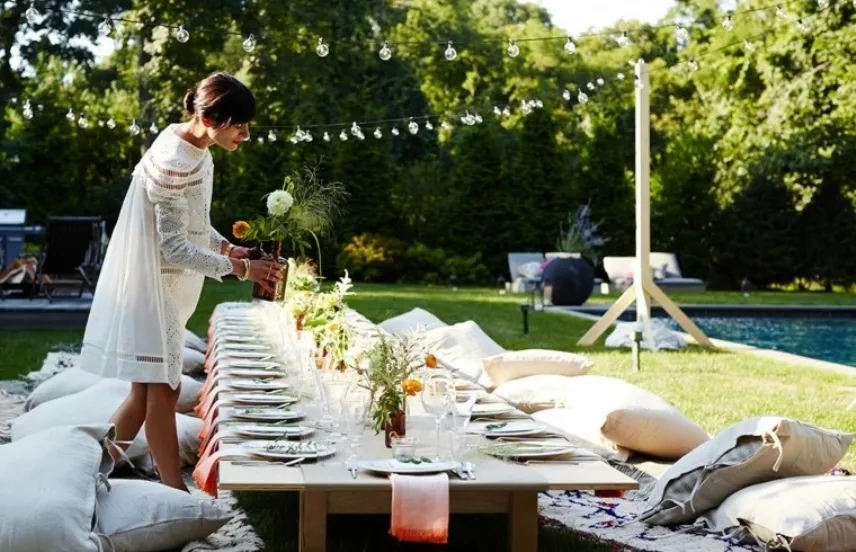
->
(241, 440, 335, 460)
(216, 343, 271, 352)
(229, 393, 298, 405)
(471, 402, 515, 416)
(230, 407, 304, 421)
(229, 424, 313, 439)
(216, 351, 276, 361)
(222, 368, 287, 378)
(480, 441, 577, 459)
(454, 379, 480, 391)
(226, 379, 291, 391)
(218, 359, 281, 369)
(214, 335, 258, 343)
(484, 422, 548, 437)
(358, 459, 462, 475)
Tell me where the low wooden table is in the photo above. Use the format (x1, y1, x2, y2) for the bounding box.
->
(218, 414, 638, 552)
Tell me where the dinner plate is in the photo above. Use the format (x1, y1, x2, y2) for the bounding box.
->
(213, 335, 258, 343)
(483, 422, 548, 438)
(228, 423, 313, 439)
(230, 407, 304, 422)
(471, 402, 515, 416)
(215, 351, 276, 361)
(221, 368, 287, 378)
(225, 379, 290, 391)
(215, 343, 271, 352)
(240, 440, 335, 460)
(358, 459, 461, 475)
(217, 359, 281, 369)
(228, 392, 299, 405)
(479, 441, 576, 459)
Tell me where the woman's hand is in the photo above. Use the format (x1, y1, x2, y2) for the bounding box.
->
(246, 259, 283, 293)
(229, 246, 252, 259)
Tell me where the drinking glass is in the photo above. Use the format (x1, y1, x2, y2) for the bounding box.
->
(421, 369, 456, 460)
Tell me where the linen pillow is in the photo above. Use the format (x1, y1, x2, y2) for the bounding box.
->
(25, 367, 203, 413)
(378, 307, 447, 336)
(482, 349, 594, 389)
(698, 476, 856, 551)
(639, 417, 854, 526)
(493, 374, 584, 414)
(95, 479, 231, 552)
(421, 321, 506, 383)
(182, 347, 207, 376)
(0, 424, 114, 552)
(529, 375, 709, 462)
(184, 328, 207, 353)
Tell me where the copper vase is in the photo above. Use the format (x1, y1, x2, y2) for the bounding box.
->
(250, 241, 288, 301)
(384, 410, 406, 448)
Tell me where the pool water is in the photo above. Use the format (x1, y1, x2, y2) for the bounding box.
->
(664, 316, 856, 368)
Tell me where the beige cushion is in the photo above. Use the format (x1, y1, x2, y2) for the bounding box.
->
(698, 476, 856, 551)
(421, 321, 505, 383)
(182, 347, 207, 376)
(0, 424, 114, 551)
(184, 328, 207, 352)
(26, 367, 202, 413)
(639, 417, 854, 526)
(482, 349, 594, 389)
(493, 375, 581, 414)
(529, 375, 708, 461)
(378, 307, 447, 336)
(96, 479, 231, 551)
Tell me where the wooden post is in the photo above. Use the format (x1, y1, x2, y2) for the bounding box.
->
(578, 60, 712, 348)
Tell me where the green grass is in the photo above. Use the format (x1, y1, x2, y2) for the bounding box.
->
(2, 280, 855, 551)
(586, 289, 856, 306)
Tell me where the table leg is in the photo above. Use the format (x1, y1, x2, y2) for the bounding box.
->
(508, 491, 538, 552)
(299, 491, 327, 552)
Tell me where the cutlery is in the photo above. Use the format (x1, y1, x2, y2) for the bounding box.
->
(463, 462, 476, 480)
(231, 457, 304, 467)
(522, 460, 579, 466)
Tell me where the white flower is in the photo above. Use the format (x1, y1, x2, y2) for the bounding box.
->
(267, 190, 294, 217)
(334, 270, 354, 297)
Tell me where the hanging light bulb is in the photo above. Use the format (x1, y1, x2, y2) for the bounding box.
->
(474, 113, 483, 124)
(289, 135, 299, 144)
(675, 24, 690, 44)
(25, 3, 40, 25)
(424, 121, 433, 130)
(502, 106, 511, 117)
(315, 38, 329, 58)
(106, 117, 116, 129)
(176, 25, 190, 43)
(494, 106, 502, 116)
(77, 115, 89, 128)
(521, 101, 532, 116)
(257, 136, 264, 144)
(586, 82, 595, 91)
(564, 37, 577, 54)
(744, 38, 756, 52)
(507, 39, 520, 57)
(817, 0, 829, 7)
(797, 19, 810, 33)
(355, 130, 365, 140)
(379, 42, 392, 61)
(129, 121, 141, 136)
(597, 78, 605, 86)
(617, 31, 631, 47)
(617, 72, 626, 81)
(22, 100, 33, 120)
(577, 91, 589, 105)
(562, 89, 572, 101)
(339, 130, 348, 141)
(722, 14, 734, 32)
(408, 119, 419, 134)
(267, 130, 277, 142)
(98, 120, 105, 127)
(149, 122, 159, 134)
(440, 121, 451, 130)
(444, 41, 457, 61)
(66, 108, 75, 121)
(534, 100, 543, 109)
(304, 130, 313, 142)
(776, 5, 787, 18)
(688, 58, 699, 72)
(391, 127, 400, 136)
(323, 132, 331, 142)
(243, 34, 257, 53)
(373, 127, 383, 139)
(293, 127, 305, 141)
(350, 121, 361, 136)
(98, 16, 113, 36)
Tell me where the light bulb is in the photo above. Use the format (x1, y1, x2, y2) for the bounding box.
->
(562, 89, 571, 101)
(66, 108, 75, 121)
(617, 72, 626, 81)
(294, 127, 305, 141)
(507, 40, 519, 57)
(339, 130, 348, 141)
(521, 101, 532, 116)
(355, 131, 365, 140)
(425, 121, 433, 130)
(267, 130, 276, 142)
(408, 119, 419, 134)
(617, 31, 631, 47)
(502, 106, 511, 117)
(587, 82, 595, 91)
(379, 42, 392, 61)
(98, 120, 104, 127)
(534, 100, 543, 109)
(444, 41, 457, 61)
(597, 78, 605, 86)
(722, 14, 734, 32)
(461, 111, 475, 125)
(675, 24, 689, 43)
(373, 127, 383, 139)
(797, 19, 810, 33)
(350, 121, 361, 136)
(176, 25, 190, 43)
(98, 16, 112, 36)
(578, 91, 589, 104)
(818, 0, 829, 7)
(391, 127, 400, 136)
(440, 121, 451, 130)
(106, 118, 116, 129)
(688, 58, 699, 72)
(744, 39, 756, 52)
(22, 100, 33, 120)
(494, 106, 502, 116)
(316, 38, 329, 58)
(77, 115, 89, 129)
(323, 132, 331, 142)
(243, 34, 257, 53)
(129, 121, 141, 136)
(289, 135, 299, 144)
(776, 5, 787, 18)
(474, 113, 483, 124)
(25, 3, 39, 25)
(257, 136, 264, 144)
(564, 37, 577, 54)
(149, 122, 159, 134)
(304, 130, 313, 142)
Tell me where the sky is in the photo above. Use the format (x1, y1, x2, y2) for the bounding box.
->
(533, 0, 677, 35)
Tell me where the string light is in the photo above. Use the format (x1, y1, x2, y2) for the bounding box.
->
(586, 82, 595, 91)
(323, 132, 331, 142)
(106, 117, 116, 129)
(578, 91, 589, 105)
(521, 101, 532, 116)
(408, 119, 419, 134)
(338, 130, 348, 141)
(267, 130, 276, 142)
(391, 127, 400, 136)
(316, 38, 329, 58)
(675, 24, 690, 44)
(373, 127, 383, 139)
(66, 108, 75, 122)
(176, 25, 190, 43)
(817, 0, 829, 7)
(617, 31, 631, 47)
(25, 3, 40, 25)
(494, 106, 502, 115)
(564, 37, 577, 54)
(474, 113, 483, 123)
(507, 40, 520, 57)
(77, 114, 89, 128)
(242, 34, 257, 53)
(379, 42, 392, 61)
(440, 121, 452, 131)
(129, 121, 141, 136)
(617, 72, 626, 81)
(444, 41, 457, 61)
(98, 16, 113, 36)
(424, 121, 433, 130)
(562, 89, 572, 101)
(149, 122, 159, 134)
(257, 136, 264, 144)
(722, 14, 734, 32)
(502, 106, 511, 117)
(22, 100, 33, 120)
(597, 78, 605, 86)
(776, 5, 787, 18)
(350, 121, 362, 137)
(461, 111, 476, 125)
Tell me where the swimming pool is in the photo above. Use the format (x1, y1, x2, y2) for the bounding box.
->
(663, 316, 856, 367)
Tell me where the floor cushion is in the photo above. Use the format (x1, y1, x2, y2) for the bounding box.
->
(482, 349, 594, 389)
(378, 307, 447, 336)
(184, 329, 207, 353)
(420, 320, 505, 384)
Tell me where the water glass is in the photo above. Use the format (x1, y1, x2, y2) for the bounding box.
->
(421, 370, 456, 460)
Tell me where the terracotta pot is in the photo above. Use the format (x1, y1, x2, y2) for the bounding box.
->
(295, 314, 305, 331)
(251, 241, 289, 301)
(384, 410, 406, 448)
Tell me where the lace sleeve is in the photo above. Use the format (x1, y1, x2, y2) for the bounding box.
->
(210, 226, 229, 253)
(145, 176, 234, 280)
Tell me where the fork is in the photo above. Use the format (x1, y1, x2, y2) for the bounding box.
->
(230, 457, 304, 467)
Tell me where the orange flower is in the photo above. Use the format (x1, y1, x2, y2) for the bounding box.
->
(401, 379, 423, 396)
(336, 360, 347, 373)
(424, 353, 438, 369)
(232, 220, 251, 239)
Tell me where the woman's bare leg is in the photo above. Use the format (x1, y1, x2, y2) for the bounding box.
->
(107, 382, 148, 463)
(145, 382, 187, 491)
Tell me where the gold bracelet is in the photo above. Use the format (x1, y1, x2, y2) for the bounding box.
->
(239, 258, 251, 281)
(224, 243, 235, 257)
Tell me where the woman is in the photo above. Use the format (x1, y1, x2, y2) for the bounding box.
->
(80, 72, 281, 491)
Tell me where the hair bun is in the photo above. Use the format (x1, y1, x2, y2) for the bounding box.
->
(183, 88, 196, 114)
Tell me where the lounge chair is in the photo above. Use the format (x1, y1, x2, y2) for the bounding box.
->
(34, 216, 104, 302)
(603, 252, 706, 293)
(506, 252, 546, 294)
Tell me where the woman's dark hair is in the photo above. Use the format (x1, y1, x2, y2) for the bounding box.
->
(183, 72, 255, 127)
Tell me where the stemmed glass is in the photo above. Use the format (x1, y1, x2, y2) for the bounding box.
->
(421, 369, 456, 460)
(340, 386, 371, 469)
(450, 394, 476, 462)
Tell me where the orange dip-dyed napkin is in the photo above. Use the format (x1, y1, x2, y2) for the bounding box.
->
(389, 473, 449, 544)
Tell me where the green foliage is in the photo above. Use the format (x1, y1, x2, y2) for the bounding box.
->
(335, 233, 407, 283)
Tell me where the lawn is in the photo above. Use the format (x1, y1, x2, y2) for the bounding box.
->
(2, 281, 855, 551)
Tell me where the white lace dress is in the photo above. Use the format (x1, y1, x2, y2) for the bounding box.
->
(80, 124, 233, 389)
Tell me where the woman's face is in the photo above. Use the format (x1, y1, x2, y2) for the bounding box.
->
(207, 121, 250, 152)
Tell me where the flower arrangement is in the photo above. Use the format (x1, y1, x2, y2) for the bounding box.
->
(286, 257, 320, 295)
(556, 202, 609, 266)
(295, 272, 356, 367)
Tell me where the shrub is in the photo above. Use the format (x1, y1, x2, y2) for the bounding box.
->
(335, 233, 405, 282)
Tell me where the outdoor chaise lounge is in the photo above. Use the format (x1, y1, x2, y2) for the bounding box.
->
(603, 252, 706, 293)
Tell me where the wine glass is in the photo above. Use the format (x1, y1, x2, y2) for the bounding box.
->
(450, 393, 476, 462)
(421, 369, 456, 460)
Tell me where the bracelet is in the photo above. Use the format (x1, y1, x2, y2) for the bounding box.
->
(224, 243, 235, 257)
(238, 259, 251, 281)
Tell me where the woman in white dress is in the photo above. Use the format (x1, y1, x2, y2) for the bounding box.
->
(80, 72, 281, 491)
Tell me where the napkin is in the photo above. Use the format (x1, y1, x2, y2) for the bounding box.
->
(389, 473, 449, 544)
(192, 446, 250, 498)
(197, 399, 227, 441)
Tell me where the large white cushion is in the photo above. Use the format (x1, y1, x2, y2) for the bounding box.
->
(25, 367, 203, 413)
(698, 476, 856, 551)
(421, 321, 505, 383)
(528, 375, 709, 462)
(95, 479, 231, 551)
(378, 307, 447, 336)
(182, 347, 207, 376)
(482, 349, 594, 389)
(184, 328, 207, 352)
(493, 375, 582, 414)
(640, 417, 854, 526)
(12, 379, 203, 472)
(0, 424, 114, 552)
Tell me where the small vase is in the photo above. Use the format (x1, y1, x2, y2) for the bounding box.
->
(384, 410, 406, 448)
(251, 241, 289, 301)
